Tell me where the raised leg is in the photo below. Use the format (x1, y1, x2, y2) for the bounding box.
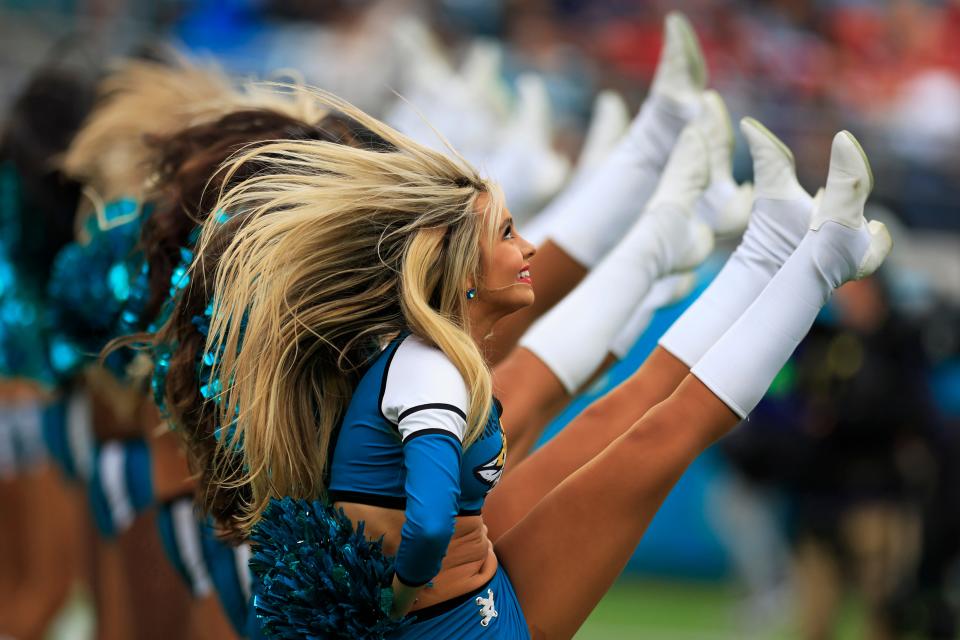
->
(492, 131, 891, 638)
(486, 115, 817, 538)
(485, 347, 686, 539)
(487, 12, 707, 364)
(496, 378, 735, 639)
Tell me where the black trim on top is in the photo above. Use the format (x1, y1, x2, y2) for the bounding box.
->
(327, 490, 406, 510)
(406, 572, 497, 622)
(493, 396, 503, 419)
(398, 403, 467, 424)
(457, 508, 482, 517)
(377, 333, 409, 427)
(402, 428, 461, 444)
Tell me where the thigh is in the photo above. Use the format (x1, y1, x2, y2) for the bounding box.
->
(119, 510, 195, 640)
(493, 348, 569, 467)
(484, 347, 687, 541)
(494, 379, 731, 639)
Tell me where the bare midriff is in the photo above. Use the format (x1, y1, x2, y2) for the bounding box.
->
(336, 502, 497, 611)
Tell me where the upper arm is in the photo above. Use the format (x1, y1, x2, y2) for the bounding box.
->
(381, 336, 470, 444)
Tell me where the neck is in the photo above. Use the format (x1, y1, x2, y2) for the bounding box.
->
(467, 303, 501, 357)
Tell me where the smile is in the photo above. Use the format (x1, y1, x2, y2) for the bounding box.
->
(516, 265, 532, 284)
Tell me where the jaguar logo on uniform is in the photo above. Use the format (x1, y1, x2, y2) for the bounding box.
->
(473, 431, 507, 488)
(476, 588, 498, 627)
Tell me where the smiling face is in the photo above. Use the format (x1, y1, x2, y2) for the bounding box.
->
(469, 193, 537, 324)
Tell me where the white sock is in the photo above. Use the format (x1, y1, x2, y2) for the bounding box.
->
(659, 117, 814, 367)
(520, 128, 712, 392)
(609, 273, 696, 359)
(545, 13, 705, 268)
(691, 131, 891, 417)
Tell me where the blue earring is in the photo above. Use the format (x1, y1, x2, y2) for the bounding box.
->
(466, 288, 477, 300)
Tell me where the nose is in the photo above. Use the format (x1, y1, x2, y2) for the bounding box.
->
(520, 234, 537, 260)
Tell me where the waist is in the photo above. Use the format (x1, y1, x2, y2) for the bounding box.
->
(328, 489, 481, 516)
(334, 501, 498, 612)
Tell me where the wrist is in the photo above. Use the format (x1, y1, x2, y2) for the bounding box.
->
(390, 574, 422, 620)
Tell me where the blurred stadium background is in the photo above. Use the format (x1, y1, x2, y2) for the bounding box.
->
(2, 0, 960, 638)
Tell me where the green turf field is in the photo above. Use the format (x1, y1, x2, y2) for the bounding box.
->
(47, 577, 867, 639)
(576, 578, 864, 640)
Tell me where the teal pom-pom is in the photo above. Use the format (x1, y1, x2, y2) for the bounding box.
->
(45, 200, 154, 380)
(249, 497, 411, 639)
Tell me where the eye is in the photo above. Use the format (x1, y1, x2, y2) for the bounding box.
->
(503, 223, 514, 240)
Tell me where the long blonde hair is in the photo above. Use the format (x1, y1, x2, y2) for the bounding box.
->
(160, 89, 502, 537)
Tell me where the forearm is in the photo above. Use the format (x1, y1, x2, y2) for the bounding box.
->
(390, 574, 422, 619)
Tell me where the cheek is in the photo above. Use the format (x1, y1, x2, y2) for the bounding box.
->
(495, 245, 523, 280)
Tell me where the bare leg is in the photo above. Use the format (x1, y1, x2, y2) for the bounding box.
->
(188, 595, 241, 640)
(793, 536, 842, 640)
(495, 376, 736, 639)
(149, 422, 195, 503)
(0, 478, 26, 614)
(0, 464, 82, 639)
(120, 510, 195, 640)
(493, 348, 570, 466)
(95, 537, 136, 640)
(485, 347, 687, 539)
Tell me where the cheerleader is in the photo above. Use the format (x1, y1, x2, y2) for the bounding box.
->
(145, 55, 891, 637)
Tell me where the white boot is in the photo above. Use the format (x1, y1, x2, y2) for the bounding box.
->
(647, 126, 715, 225)
(660, 117, 814, 367)
(813, 132, 889, 279)
(651, 12, 708, 109)
(483, 74, 571, 222)
(692, 131, 892, 417)
(544, 11, 706, 268)
(609, 272, 697, 359)
(521, 90, 629, 245)
(572, 90, 631, 181)
(460, 39, 511, 119)
(694, 91, 753, 236)
(520, 128, 711, 393)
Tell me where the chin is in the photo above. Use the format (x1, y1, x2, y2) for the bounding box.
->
(504, 290, 535, 315)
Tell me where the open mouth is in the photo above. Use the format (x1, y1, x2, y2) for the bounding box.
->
(517, 265, 532, 284)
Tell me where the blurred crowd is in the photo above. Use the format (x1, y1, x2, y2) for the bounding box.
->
(1, 1, 959, 639)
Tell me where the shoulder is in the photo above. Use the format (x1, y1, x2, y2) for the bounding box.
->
(380, 334, 469, 442)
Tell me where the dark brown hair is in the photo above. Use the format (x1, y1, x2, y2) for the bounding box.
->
(1, 62, 99, 283)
